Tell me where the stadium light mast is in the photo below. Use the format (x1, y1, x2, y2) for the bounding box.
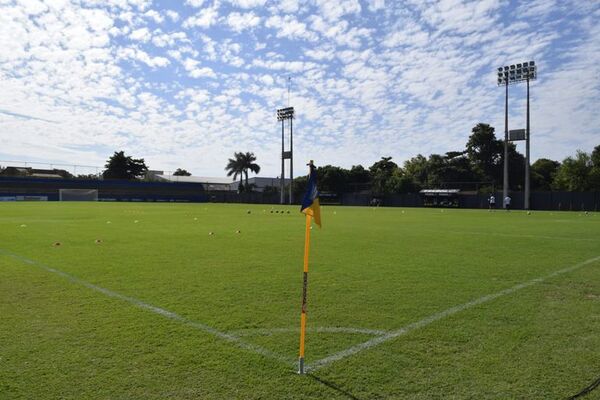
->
(277, 106, 295, 204)
(497, 61, 537, 209)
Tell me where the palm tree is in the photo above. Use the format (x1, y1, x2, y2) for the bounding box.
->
(225, 152, 261, 192)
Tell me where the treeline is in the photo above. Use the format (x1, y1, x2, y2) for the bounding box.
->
(287, 123, 600, 196)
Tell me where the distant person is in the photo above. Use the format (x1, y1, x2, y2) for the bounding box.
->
(504, 195, 511, 211)
(488, 194, 496, 210)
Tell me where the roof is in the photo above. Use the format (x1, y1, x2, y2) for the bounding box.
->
(30, 173, 64, 178)
(155, 175, 232, 184)
(419, 189, 461, 196)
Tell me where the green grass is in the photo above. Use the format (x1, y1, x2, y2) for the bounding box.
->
(1, 202, 599, 399)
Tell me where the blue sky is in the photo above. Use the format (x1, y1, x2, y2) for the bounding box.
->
(0, 0, 599, 177)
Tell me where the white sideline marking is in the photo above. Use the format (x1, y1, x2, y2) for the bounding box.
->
(307, 255, 600, 372)
(229, 327, 387, 337)
(0, 248, 293, 366)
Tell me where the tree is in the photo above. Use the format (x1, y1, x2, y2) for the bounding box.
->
(347, 165, 371, 192)
(102, 151, 148, 180)
(552, 150, 593, 191)
(531, 158, 560, 190)
(292, 175, 308, 199)
(77, 173, 100, 180)
(387, 168, 419, 193)
(506, 142, 525, 190)
(225, 152, 260, 192)
(173, 168, 192, 176)
(316, 165, 349, 193)
(591, 145, 600, 168)
(369, 157, 399, 195)
(465, 123, 503, 185)
(402, 155, 428, 189)
(590, 145, 600, 190)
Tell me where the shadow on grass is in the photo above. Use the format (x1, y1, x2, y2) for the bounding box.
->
(306, 373, 363, 400)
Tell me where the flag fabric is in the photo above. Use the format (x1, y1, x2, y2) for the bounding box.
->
(300, 163, 321, 227)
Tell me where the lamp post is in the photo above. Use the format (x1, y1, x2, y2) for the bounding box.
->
(277, 107, 295, 204)
(497, 61, 537, 209)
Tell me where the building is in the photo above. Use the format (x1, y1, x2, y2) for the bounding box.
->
(0, 166, 72, 179)
(236, 177, 291, 192)
(153, 174, 290, 192)
(154, 174, 235, 191)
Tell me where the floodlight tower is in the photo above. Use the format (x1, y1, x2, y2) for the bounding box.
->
(497, 61, 537, 209)
(277, 106, 295, 204)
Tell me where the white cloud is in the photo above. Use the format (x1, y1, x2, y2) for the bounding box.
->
(252, 58, 318, 73)
(305, 47, 335, 61)
(129, 27, 151, 42)
(226, 0, 267, 8)
(383, 23, 429, 47)
(0, 0, 598, 178)
(151, 31, 188, 48)
(165, 10, 179, 22)
(226, 12, 260, 32)
(118, 47, 170, 67)
(265, 15, 318, 41)
(189, 67, 217, 78)
(183, 6, 219, 28)
(182, 58, 216, 78)
(276, 0, 300, 13)
(16, 0, 47, 15)
(185, 0, 205, 7)
(314, 0, 361, 21)
(144, 9, 164, 23)
(366, 0, 385, 12)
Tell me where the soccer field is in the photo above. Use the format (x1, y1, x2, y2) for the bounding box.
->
(1, 203, 599, 399)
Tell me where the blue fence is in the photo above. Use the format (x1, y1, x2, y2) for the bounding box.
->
(0, 177, 207, 202)
(1, 177, 599, 210)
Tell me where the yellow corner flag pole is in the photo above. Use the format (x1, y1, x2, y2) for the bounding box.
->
(298, 213, 312, 374)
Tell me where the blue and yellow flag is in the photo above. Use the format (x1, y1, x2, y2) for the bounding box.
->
(300, 161, 321, 227)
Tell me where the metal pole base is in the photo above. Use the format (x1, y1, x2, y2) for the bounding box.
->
(298, 357, 305, 374)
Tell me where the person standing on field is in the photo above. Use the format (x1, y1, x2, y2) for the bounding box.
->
(488, 194, 496, 211)
(504, 195, 511, 211)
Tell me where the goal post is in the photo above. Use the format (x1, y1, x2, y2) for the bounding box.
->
(59, 189, 99, 201)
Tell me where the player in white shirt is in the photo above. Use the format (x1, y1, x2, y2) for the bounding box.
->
(488, 194, 496, 211)
(504, 195, 511, 211)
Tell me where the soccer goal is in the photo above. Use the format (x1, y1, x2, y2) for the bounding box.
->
(59, 189, 99, 201)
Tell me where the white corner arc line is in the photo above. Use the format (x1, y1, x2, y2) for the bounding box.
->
(0, 248, 294, 366)
(229, 327, 388, 337)
(307, 255, 600, 372)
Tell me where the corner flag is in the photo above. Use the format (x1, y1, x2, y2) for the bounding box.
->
(297, 160, 321, 375)
(300, 161, 321, 228)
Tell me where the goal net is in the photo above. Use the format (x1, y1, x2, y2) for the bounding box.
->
(59, 189, 99, 201)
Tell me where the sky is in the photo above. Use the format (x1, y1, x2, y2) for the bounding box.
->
(0, 0, 599, 178)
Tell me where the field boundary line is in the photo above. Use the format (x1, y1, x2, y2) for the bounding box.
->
(307, 255, 600, 372)
(0, 248, 294, 367)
